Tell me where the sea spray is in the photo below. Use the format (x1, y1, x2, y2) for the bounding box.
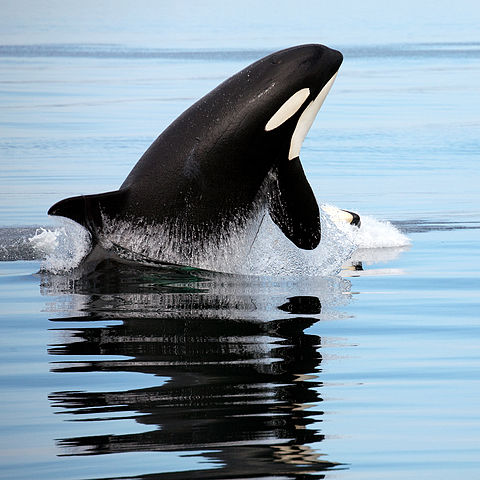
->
(29, 219, 91, 273)
(242, 210, 357, 276)
(352, 214, 411, 249)
(98, 206, 357, 276)
(321, 205, 410, 250)
(33, 205, 410, 276)
(29, 228, 60, 256)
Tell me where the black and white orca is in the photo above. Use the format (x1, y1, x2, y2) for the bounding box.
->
(49, 44, 359, 261)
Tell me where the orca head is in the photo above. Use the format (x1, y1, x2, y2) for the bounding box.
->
(209, 44, 343, 166)
(260, 44, 343, 162)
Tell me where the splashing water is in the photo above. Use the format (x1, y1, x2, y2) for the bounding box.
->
(243, 206, 409, 276)
(242, 210, 356, 276)
(28, 228, 60, 257)
(30, 205, 409, 276)
(29, 220, 91, 274)
(321, 205, 411, 250)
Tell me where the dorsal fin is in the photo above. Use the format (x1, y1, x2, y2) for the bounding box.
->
(48, 190, 128, 238)
(268, 157, 321, 250)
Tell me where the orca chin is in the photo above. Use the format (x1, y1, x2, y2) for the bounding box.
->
(49, 44, 354, 264)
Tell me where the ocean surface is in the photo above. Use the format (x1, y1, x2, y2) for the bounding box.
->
(1, 2, 479, 479)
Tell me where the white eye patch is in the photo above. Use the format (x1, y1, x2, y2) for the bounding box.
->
(265, 88, 310, 131)
(288, 72, 337, 160)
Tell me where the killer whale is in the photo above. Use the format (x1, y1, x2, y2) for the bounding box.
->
(49, 44, 357, 261)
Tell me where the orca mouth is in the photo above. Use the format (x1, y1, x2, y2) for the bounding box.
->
(288, 71, 338, 160)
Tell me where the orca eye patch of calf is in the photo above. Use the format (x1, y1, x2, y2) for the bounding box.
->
(265, 88, 310, 131)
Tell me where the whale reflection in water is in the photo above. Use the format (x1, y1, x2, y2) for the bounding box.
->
(43, 260, 352, 479)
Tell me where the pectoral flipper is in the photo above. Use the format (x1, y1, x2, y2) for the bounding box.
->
(268, 157, 321, 250)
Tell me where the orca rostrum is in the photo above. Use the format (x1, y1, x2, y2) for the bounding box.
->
(49, 44, 351, 261)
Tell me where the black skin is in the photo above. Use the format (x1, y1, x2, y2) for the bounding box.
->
(49, 44, 343, 253)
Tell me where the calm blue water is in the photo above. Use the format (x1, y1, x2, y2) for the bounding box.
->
(1, 2, 479, 479)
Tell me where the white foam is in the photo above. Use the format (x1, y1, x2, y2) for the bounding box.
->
(28, 227, 59, 256)
(34, 205, 410, 277)
(355, 215, 411, 249)
(242, 207, 410, 277)
(242, 212, 356, 276)
(29, 219, 91, 273)
(321, 204, 411, 250)
(100, 207, 357, 277)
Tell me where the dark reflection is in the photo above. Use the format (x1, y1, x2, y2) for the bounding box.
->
(278, 296, 322, 314)
(43, 260, 351, 479)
